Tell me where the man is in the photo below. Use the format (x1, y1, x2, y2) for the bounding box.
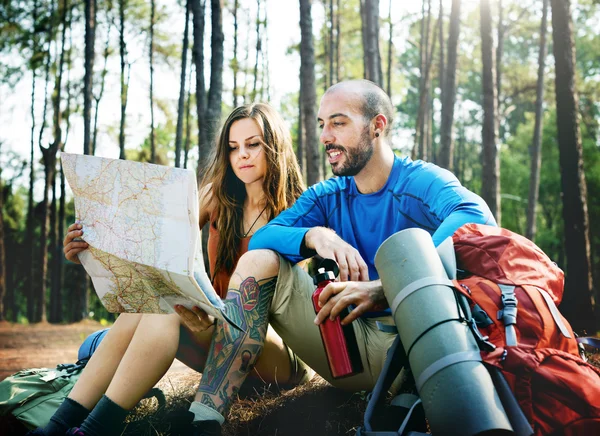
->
(189, 80, 496, 435)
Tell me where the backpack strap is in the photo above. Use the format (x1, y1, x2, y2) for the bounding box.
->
(532, 286, 572, 339)
(362, 336, 408, 431)
(497, 284, 518, 346)
(390, 277, 455, 315)
(486, 364, 534, 436)
(415, 350, 482, 392)
(577, 336, 600, 350)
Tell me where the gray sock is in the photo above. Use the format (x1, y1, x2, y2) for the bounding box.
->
(189, 401, 225, 425)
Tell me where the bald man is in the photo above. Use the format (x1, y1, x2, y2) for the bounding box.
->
(188, 80, 496, 435)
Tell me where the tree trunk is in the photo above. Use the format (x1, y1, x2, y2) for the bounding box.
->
(386, 0, 392, 97)
(252, 0, 261, 102)
(83, 0, 96, 156)
(93, 4, 111, 156)
(232, 0, 239, 107)
(33, 0, 57, 323)
(438, 0, 461, 170)
(362, 0, 382, 86)
(550, 0, 596, 331)
(49, 173, 59, 322)
(175, 0, 190, 168)
(262, 1, 270, 101)
(297, 94, 305, 180)
(0, 165, 5, 322)
(479, 0, 500, 225)
(335, 0, 340, 82)
(206, 0, 223, 162)
(300, 0, 320, 185)
(413, 2, 438, 161)
(526, 0, 548, 242)
(192, 0, 207, 181)
(438, 0, 444, 105)
(184, 63, 193, 169)
(329, 0, 334, 88)
(149, 0, 156, 163)
(26, 1, 39, 323)
(496, 0, 504, 141)
(241, 5, 251, 102)
(119, 0, 128, 160)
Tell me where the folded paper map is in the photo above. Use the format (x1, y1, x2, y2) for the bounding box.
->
(61, 152, 237, 326)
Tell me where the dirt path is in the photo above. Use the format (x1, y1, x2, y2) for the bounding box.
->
(0, 320, 192, 382)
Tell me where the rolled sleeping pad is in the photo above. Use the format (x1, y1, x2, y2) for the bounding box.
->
(375, 228, 513, 436)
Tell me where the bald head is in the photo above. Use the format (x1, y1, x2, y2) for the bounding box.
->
(324, 80, 394, 137)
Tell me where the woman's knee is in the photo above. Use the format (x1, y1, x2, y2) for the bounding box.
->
(236, 249, 280, 278)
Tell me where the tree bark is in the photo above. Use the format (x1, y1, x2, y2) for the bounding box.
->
(232, 0, 239, 107)
(184, 63, 193, 169)
(438, 0, 461, 170)
(526, 0, 548, 241)
(362, 0, 382, 86)
(480, 0, 500, 225)
(386, 0, 392, 97)
(119, 0, 128, 160)
(300, 0, 320, 185)
(438, 0, 444, 106)
(496, 0, 504, 141)
(83, 0, 96, 156)
(550, 0, 596, 331)
(335, 0, 340, 82)
(26, 0, 39, 323)
(252, 0, 261, 102)
(206, 0, 223, 164)
(175, 0, 190, 168)
(92, 4, 111, 156)
(149, 0, 156, 163)
(192, 0, 207, 181)
(0, 162, 5, 322)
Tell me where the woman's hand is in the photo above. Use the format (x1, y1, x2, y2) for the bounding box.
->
(63, 222, 89, 264)
(175, 305, 216, 336)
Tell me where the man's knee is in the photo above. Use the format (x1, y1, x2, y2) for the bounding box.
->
(235, 249, 280, 278)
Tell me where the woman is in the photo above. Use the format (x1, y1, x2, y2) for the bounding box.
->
(32, 103, 311, 436)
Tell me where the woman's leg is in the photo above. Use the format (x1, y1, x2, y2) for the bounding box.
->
(74, 313, 183, 435)
(102, 313, 182, 409)
(68, 313, 143, 409)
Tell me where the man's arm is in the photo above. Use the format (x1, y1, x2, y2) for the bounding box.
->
(249, 187, 327, 263)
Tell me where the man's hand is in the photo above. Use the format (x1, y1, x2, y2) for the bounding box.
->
(63, 222, 89, 264)
(314, 280, 387, 325)
(305, 227, 369, 282)
(175, 305, 215, 337)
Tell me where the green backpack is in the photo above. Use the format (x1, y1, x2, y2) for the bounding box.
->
(0, 363, 83, 431)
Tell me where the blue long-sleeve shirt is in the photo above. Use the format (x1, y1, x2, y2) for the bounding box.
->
(250, 155, 496, 281)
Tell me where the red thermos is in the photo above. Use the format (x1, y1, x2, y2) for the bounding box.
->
(312, 259, 363, 379)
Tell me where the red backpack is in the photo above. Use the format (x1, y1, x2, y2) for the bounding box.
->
(452, 224, 600, 435)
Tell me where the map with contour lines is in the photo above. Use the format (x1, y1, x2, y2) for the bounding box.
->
(62, 152, 227, 321)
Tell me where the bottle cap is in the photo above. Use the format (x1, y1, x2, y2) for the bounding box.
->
(313, 258, 339, 285)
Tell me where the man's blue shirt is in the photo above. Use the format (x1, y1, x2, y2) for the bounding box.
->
(250, 155, 497, 280)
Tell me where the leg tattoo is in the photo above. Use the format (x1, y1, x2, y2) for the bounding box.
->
(197, 275, 277, 414)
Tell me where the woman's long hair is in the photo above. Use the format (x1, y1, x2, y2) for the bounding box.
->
(200, 103, 305, 277)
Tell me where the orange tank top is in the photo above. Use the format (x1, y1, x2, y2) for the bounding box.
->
(207, 215, 250, 299)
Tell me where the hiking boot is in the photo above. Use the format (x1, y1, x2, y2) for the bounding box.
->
(65, 428, 85, 436)
(190, 420, 222, 436)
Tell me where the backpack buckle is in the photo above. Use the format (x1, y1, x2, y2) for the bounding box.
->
(468, 318, 496, 352)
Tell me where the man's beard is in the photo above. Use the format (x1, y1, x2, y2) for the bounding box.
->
(328, 129, 374, 177)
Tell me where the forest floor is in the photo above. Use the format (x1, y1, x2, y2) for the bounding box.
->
(0, 321, 367, 436)
(1, 321, 599, 435)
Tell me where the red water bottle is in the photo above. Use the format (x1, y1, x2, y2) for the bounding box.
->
(312, 259, 363, 379)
